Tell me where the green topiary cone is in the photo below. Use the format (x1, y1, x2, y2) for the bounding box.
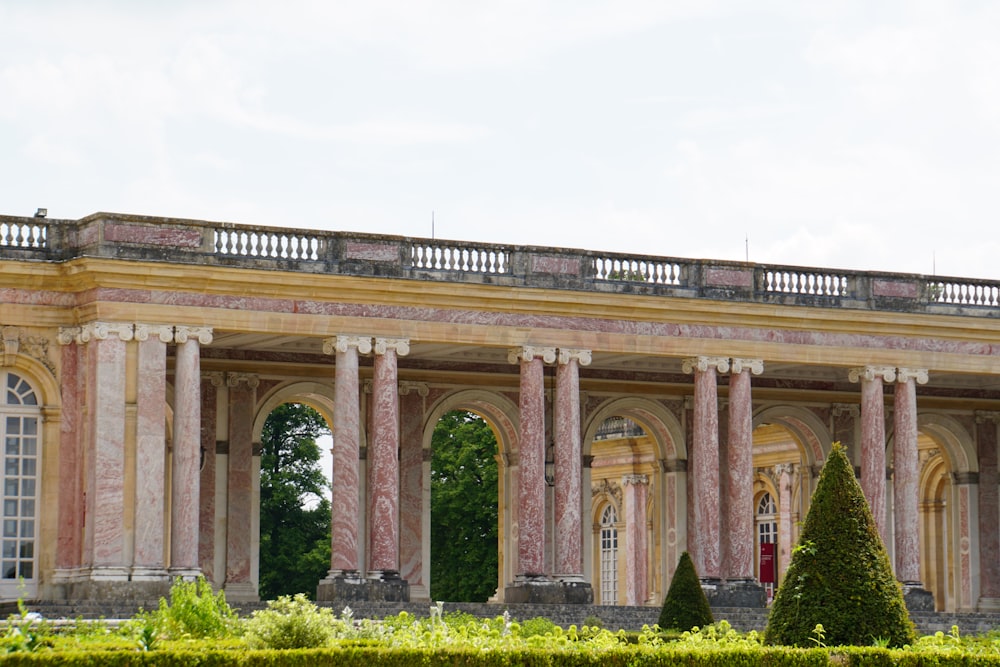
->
(764, 442, 915, 647)
(658, 551, 714, 631)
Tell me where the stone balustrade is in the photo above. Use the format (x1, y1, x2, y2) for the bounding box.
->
(2, 212, 997, 314)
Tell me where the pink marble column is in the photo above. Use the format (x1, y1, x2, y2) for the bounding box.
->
(508, 345, 556, 579)
(171, 326, 212, 576)
(555, 348, 591, 580)
(683, 356, 728, 581)
(55, 330, 83, 573)
(225, 373, 259, 598)
(894, 368, 927, 585)
(132, 325, 174, 579)
(977, 412, 1000, 607)
(324, 335, 371, 575)
(849, 365, 894, 544)
(622, 474, 649, 605)
(79, 322, 133, 575)
(727, 358, 763, 581)
(369, 338, 409, 577)
(199, 372, 223, 583)
(398, 382, 429, 595)
(776, 464, 794, 577)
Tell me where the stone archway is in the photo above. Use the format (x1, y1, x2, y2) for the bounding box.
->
(421, 389, 520, 601)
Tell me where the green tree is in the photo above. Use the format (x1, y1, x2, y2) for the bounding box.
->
(259, 403, 332, 600)
(764, 442, 915, 647)
(430, 410, 499, 602)
(658, 551, 714, 631)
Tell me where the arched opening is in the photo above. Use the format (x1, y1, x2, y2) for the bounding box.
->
(429, 410, 499, 602)
(0, 371, 40, 599)
(917, 434, 953, 611)
(597, 502, 620, 605)
(257, 402, 332, 599)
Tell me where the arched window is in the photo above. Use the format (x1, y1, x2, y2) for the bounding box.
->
(756, 492, 777, 599)
(599, 504, 619, 605)
(1, 372, 39, 590)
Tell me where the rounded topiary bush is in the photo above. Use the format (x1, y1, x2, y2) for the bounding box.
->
(764, 442, 915, 647)
(245, 594, 337, 649)
(658, 551, 714, 631)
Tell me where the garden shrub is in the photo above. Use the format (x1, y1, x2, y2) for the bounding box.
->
(145, 576, 240, 639)
(658, 550, 714, 631)
(764, 442, 916, 647)
(244, 593, 337, 649)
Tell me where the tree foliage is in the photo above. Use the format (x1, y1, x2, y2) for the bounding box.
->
(764, 442, 915, 647)
(430, 410, 499, 602)
(658, 551, 714, 631)
(259, 403, 332, 600)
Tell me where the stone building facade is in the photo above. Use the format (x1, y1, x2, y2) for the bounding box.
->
(0, 211, 998, 611)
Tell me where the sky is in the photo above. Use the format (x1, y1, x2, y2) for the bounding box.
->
(2, 1, 999, 280)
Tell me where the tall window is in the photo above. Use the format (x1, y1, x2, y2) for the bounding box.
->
(599, 504, 619, 605)
(1, 373, 39, 588)
(756, 492, 777, 600)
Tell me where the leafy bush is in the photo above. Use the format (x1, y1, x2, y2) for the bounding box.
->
(245, 593, 338, 649)
(143, 576, 240, 639)
(764, 442, 915, 647)
(658, 550, 714, 631)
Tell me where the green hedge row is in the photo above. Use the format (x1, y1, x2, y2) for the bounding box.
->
(4, 647, 1000, 666)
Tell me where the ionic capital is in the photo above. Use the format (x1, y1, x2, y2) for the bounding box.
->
(399, 381, 429, 397)
(557, 348, 592, 366)
(323, 335, 372, 355)
(730, 358, 764, 375)
(681, 356, 730, 375)
(622, 473, 649, 487)
(134, 324, 175, 343)
(77, 321, 135, 343)
(896, 368, 929, 385)
(202, 371, 225, 387)
(975, 411, 1000, 425)
(57, 327, 81, 346)
(832, 403, 860, 419)
(374, 337, 410, 356)
(173, 326, 213, 345)
(507, 345, 557, 364)
(848, 365, 896, 384)
(226, 372, 260, 389)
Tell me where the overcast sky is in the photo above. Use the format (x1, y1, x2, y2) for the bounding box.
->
(2, 2, 998, 280)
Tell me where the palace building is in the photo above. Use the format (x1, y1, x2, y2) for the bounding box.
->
(1, 211, 998, 611)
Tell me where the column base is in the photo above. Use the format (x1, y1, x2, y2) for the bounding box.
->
(316, 571, 410, 602)
(902, 585, 935, 612)
(978, 597, 1000, 612)
(223, 581, 259, 602)
(168, 567, 203, 582)
(504, 577, 594, 604)
(58, 567, 173, 601)
(703, 579, 767, 608)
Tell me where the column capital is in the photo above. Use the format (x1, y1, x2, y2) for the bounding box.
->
(399, 381, 429, 397)
(774, 462, 796, 477)
(622, 473, 649, 487)
(77, 321, 135, 343)
(682, 356, 730, 374)
(952, 471, 980, 486)
(226, 372, 260, 389)
(57, 326, 81, 345)
(323, 335, 372, 355)
(832, 402, 860, 418)
(202, 371, 226, 387)
(975, 411, 1000, 425)
(134, 324, 175, 343)
(508, 345, 557, 364)
(730, 358, 764, 375)
(896, 368, 929, 384)
(848, 365, 896, 383)
(173, 326, 213, 345)
(374, 337, 410, 356)
(558, 348, 592, 366)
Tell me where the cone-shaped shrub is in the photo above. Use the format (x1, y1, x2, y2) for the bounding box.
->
(658, 551, 714, 631)
(764, 442, 915, 647)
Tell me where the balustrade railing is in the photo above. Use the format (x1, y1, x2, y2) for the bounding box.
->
(594, 416, 646, 441)
(1, 221, 48, 249)
(927, 279, 1000, 307)
(592, 255, 684, 285)
(759, 268, 849, 296)
(410, 241, 509, 273)
(214, 227, 321, 260)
